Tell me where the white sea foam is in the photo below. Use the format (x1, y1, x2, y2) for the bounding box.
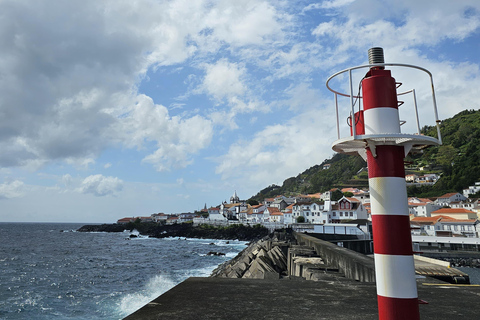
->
(225, 252, 238, 258)
(117, 274, 176, 317)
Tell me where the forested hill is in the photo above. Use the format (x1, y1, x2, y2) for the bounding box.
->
(249, 109, 480, 202)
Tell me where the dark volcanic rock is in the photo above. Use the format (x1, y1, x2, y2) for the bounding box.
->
(77, 224, 126, 233)
(77, 223, 270, 241)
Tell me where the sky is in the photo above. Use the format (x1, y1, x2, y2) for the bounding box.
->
(1, 0, 480, 223)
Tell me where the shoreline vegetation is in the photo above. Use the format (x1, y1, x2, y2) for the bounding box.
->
(77, 222, 271, 241)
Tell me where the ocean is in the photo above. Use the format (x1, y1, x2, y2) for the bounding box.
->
(0, 223, 247, 320)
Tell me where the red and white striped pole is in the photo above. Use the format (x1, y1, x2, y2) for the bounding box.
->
(363, 48, 420, 319)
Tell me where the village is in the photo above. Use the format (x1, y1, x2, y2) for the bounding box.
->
(117, 180, 480, 240)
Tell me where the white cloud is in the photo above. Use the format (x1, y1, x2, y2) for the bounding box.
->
(312, 1, 480, 53)
(201, 0, 286, 47)
(0, 0, 292, 173)
(0, 180, 25, 199)
(118, 95, 213, 171)
(78, 174, 123, 197)
(200, 59, 247, 102)
(215, 107, 337, 189)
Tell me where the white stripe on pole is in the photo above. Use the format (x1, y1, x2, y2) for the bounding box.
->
(374, 253, 418, 298)
(364, 107, 401, 134)
(369, 177, 409, 216)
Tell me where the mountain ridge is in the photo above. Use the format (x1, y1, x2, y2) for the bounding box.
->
(249, 109, 480, 201)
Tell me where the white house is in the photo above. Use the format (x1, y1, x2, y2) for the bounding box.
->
(269, 211, 284, 223)
(292, 201, 326, 224)
(246, 205, 265, 223)
(405, 174, 418, 183)
(208, 207, 227, 221)
(435, 192, 467, 206)
(410, 216, 442, 236)
(264, 206, 281, 222)
(328, 197, 368, 223)
(283, 205, 294, 225)
(439, 217, 478, 238)
(152, 213, 169, 223)
(408, 197, 442, 217)
(464, 182, 480, 198)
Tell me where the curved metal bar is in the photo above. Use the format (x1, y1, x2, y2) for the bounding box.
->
(326, 62, 442, 145)
(326, 63, 433, 97)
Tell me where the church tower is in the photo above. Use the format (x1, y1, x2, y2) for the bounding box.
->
(230, 190, 240, 204)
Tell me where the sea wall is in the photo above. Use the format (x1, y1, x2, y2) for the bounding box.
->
(211, 235, 290, 279)
(295, 232, 376, 282)
(211, 231, 376, 282)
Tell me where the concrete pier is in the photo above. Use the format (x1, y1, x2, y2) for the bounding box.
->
(124, 276, 480, 319)
(123, 233, 480, 319)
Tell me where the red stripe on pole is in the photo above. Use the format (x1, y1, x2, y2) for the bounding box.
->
(367, 146, 405, 178)
(377, 295, 420, 320)
(362, 69, 398, 111)
(372, 215, 413, 255)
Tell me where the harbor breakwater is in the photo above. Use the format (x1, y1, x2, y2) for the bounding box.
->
(210, 231, 376, 282)
(121, 228, 480, 319)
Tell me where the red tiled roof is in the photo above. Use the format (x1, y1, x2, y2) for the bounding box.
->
(411, 216, 442, 223)
(431, 208, 476, 214)
(267, 207, 281, 213)
(438, 192, 461, 199)
(441, 218, 477, 223)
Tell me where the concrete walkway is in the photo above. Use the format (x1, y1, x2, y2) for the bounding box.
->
(124, 276, 480, 320)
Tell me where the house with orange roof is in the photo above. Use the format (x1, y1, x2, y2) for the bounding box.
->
(283, 205, 294, 225)
(252, 204, 265, 213)
(152, 213, 169, 223)
(263, 197, 275, 207)
(166, 216, 179, 225)
(207, 206, 227, 221)
(341, 187, 361, 194)
(246, 208, 264, 223)
(439, 217, 478, 238)
(269, 210, 284, 223)
(407, 197, 442, 217)
(435, 192, 467, 206)
(117, 217, 135, 224)
(411, 215, 478, 237)
(410, 216, 443, 236)
(430, 208, 478, 220)
(449, 198, 480, 216)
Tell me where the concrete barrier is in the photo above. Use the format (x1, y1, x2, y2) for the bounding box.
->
(414, 254, 451, 267)
(294, 232, 376, 282)
(212, 238, 289, 280)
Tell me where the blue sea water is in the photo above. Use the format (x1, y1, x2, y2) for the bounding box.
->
(0, 223, 247, 320)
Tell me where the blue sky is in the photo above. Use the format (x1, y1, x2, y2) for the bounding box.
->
(1, 0, 480, 223)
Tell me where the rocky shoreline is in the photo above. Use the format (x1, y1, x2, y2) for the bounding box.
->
(77, 222, 271, 241)
(420, 252, 480, 268)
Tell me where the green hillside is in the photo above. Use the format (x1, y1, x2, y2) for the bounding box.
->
(249, 109, 480, 201)
(407, 109, 480, 197)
